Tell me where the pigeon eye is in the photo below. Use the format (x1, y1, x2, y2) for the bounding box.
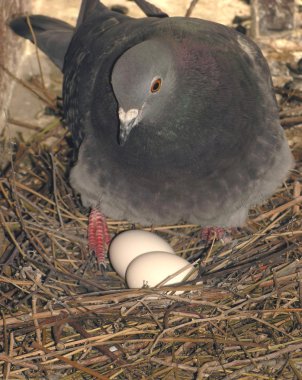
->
(150, 78, 162, 93)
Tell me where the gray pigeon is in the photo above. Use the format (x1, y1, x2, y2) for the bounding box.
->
(10, 0, 293, 233)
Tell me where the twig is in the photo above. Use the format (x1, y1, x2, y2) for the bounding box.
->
(0, 64, 54, 107)
(26, 15, 46, 90)
(31, 342, 110, 379)
(293, 181, 302, 214)
(185, 0, 199, 17)
(251, 196, 302, 222)
(50, 153, 64, 228)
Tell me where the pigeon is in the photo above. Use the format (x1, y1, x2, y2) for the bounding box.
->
(10, 0, 293, 260)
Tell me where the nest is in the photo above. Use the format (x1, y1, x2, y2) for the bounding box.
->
(1, 25, 302, 380)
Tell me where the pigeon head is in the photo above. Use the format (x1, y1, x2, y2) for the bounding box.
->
(111, 39, 175, 145)
(110, 29, 230, 163)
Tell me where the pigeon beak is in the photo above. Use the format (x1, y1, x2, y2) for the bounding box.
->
(118, 108, 139, 145)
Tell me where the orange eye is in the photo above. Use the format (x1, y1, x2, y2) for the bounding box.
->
(150, 78, 162, 93)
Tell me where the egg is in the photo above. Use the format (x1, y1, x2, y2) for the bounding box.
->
(109, 230, 174, 278)
(126, 251, 195, 289)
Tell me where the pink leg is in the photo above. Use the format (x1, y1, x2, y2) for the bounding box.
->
(88, 209, 111, 263)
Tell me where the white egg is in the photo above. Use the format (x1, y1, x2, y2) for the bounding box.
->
(126, 251, 195, 289)
(109, 230, 174, 278)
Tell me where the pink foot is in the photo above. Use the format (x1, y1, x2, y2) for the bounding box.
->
(200, 227, 227, 243)
(88, 209, 111, 262)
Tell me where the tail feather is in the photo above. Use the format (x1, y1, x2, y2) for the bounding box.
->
(9, 15, 74, 70)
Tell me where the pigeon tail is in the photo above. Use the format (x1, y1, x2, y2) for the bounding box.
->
(9, 15, 74, 70)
